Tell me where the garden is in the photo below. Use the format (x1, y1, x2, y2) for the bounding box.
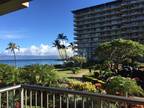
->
(0, 38, 144, 108)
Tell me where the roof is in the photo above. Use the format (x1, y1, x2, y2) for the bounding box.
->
(0, 0, 31, 15)
(72, 0, 121, 14)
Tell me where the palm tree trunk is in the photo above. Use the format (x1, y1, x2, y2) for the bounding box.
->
(58, 49, 64, 60)
(62, 40, 68, 60)
(64, 48, 68, 60)
(13, 50, 16, 67)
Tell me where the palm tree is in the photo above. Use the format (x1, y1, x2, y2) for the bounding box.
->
(57, 33, 68, 45)
(56, 33, 68, 60)
(68, 42, 76, 55)
(53, 40, 64, 59)
(6, 42, 20, 67)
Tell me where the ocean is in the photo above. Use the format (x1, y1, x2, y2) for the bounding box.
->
(0, 59, 63, 67)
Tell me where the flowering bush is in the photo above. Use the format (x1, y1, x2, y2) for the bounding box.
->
(68, 80, 96, 92)
(106, 76, 144, 96)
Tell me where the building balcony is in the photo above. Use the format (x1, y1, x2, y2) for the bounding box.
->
(121, 18, 144, 23)
(121, 5, 144, 12)
(122, 12, 144, 18)
(121, 0, 144, 6)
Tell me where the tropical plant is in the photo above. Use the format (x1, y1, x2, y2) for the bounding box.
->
(95, 39, 144, 69)
(70, 56, 86, 68)
(68, 42, 76, 55)
(6, 42, 20, 67)
(53, 39, 64, 59)
(56, 33, 68, 59)
(106, 76, 144, 96)
(0, 64, 20, 85)
(83, 75, 105, 84)
(71, 67, 80, 74)
(19, 64, 63, 86)
(57, 33, 68, 44)
(67, 80, 97, 92)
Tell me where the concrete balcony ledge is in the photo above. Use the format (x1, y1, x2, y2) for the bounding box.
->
(0, 0, 31, 15)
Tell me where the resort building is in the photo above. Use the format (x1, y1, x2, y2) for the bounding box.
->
(73, 0, 144, 58)
(0, 0, 30, 15)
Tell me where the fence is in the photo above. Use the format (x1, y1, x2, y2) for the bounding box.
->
(0, 84, 144, 108)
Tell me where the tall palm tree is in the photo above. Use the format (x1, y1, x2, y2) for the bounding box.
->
(6, 42, 20, 67)
(56, 33, 68, 60)
(68, 42, 76, 55)
(57, 33, 68, 45)
(53, 40, 64, 59)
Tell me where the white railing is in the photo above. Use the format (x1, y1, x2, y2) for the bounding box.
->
(0, 84, 144, 108)
(0, 85, 21, 108)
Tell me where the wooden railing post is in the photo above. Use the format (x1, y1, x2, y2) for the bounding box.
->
(21, 88, 24, 108)
(100, 99, 103, 108)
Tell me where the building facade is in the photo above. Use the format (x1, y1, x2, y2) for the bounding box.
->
(73, 0, 144, 58)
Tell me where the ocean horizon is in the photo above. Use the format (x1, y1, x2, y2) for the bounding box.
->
(0, 59, 63, 67)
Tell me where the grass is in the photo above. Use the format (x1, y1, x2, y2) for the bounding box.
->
(56, 68, 90, 79)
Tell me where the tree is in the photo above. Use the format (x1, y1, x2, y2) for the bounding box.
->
(71, 56, 86, 68)
(56, 33, 68, 60)
(6, 42, 20, 67)
(95, 39, 144, 68)
(53, 39, 64, 59)
(57, 33, 68, 45)
(68, 42, 77, 55)
(0, 64, 20, 85)
(106, 76, 144, 96)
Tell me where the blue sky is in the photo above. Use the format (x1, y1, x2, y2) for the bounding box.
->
(0, 0, 113, 56)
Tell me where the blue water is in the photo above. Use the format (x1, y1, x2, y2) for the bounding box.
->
(0, 59, 63, 67)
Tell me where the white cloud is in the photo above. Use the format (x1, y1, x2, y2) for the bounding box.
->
(0, 29, 29, 40)
(0, 34, 27, 40)
(4, 44, 73, 56)
(3, 35, 21, 39)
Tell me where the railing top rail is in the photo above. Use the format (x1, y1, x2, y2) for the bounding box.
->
(0, 85, 21, 93)
(22, 84, 144, 104)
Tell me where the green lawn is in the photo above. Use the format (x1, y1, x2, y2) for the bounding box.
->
(56, 68, 91, 79)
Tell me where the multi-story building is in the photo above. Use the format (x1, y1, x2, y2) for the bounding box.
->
(72, 0, 144, 58)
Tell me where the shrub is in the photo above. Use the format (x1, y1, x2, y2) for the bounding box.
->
(19, 64, 63, 86)
(64, 61, 74, 68)
(53, 64, 64, 68)
(99, 70, 113, 80)
(70, 56, 86, 68)
(67, 80, 96, 92)
(0, 64, 66, 87)
(94, 71, 100, 78)
(0, 64, 20, 85)
(106, 76, 144, 96)
(71, 67, 80, 74)
(83, 75, 105, 84)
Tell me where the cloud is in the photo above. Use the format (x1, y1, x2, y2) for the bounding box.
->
(0, 34, 27, 40)
(0, 29, 29, 40)
(4, 44, 73, 56)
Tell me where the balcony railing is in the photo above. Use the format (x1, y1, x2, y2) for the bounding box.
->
(0, 84, 144, 108)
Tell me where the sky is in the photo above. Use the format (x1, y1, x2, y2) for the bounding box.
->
(0, 0, 113, 56)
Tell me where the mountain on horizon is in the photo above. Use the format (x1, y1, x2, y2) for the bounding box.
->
(0, 55, 60, 60)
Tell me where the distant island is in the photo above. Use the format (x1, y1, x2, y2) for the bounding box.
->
(0, 55, 60, 60)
